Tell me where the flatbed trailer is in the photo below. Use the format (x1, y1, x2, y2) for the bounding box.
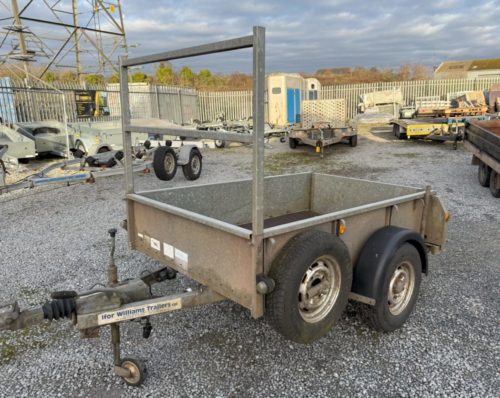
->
(391, 116, 494, 147)
(289, 124, 357, 156)
(464, 120, 500, 197)
(0, 27, 449, 387)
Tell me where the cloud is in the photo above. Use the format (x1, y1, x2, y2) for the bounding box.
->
(0, 0, 498, 74)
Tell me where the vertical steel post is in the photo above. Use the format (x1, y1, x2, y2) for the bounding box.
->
(119, 57, 133, 194)
(251, 26, 265, 317)
(120, 57, 136, 249)
(72, 0, 82, 81)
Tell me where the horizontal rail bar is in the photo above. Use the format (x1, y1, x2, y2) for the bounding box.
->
(262, 191, 427, 238)
(127, 193, 252, 240)
(122, 35, 254, 67)
(125, 124, 253, 143)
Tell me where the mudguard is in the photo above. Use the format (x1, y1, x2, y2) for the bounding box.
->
(351, 226, 428, 303)
(176, 145, 200, 166)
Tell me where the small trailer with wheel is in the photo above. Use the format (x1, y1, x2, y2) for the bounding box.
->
(0, 28, 448, 387)
(289, 124, 357, 156)
(152, 142, 202, 181)
(464, 119, 500, 197)
(288, 98, 357, 156)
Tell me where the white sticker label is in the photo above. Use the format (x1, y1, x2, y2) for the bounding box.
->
(137, 233, 144, 239)
(163, 243, 174, 259)
(174, 248, 188, 270)
(97, 298, 182, 325)
(175, 248, 188, 262)
(150, 238, 160, 251)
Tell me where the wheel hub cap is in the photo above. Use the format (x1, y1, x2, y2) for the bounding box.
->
(298, 257, 341, 323)
(164, 154, 175, 173)
(388, 262, 415, 315)
(191, 156, 200, 174)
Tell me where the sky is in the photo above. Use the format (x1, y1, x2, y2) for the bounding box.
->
(120, 0, 500, 73)
(0, 0, 499, 75)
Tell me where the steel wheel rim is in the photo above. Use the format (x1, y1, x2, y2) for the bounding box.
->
(298, 255, 341, 323)
(191, 155, 200, 174)
(164, 153, 175, 174)
(122, 361, 140, 384)
(387, 261, 415, 315)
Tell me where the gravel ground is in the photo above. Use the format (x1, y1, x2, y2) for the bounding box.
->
(0, 133, 498, 397)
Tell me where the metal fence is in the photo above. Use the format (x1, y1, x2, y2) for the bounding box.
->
(321, 78, 500, 119)
(0, 79, 199, 125)
(198, 90, 253, 122)
(2, 77, 500, 126)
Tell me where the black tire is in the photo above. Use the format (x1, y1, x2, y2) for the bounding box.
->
(182, 148, 202, 181)
(363, 243, 422, 332)
(489, 170, 500, 197)
(478, 161, 491, 187)
(75, 140, 87, 155)
(349, 135, 358, 147)
(289, 137, 298, 149)
(153, 146, 177, 181)
(266, 230, 352, 344)
(120, 358, 147, 386)
(393, 124, 406, 140)
(97, 146, 110, 153)
(215, 139, 226, 149)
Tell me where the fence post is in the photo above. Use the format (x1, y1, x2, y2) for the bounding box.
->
(155, 85, 161, 119)
(178, 88, 184, 124)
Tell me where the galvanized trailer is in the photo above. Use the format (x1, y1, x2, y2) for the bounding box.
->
(0, 27, 448, 387)
(464, 119, 500, 197)
(289, 124, 357, 155)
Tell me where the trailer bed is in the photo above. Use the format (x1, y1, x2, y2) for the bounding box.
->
(127, 173, 446, 317)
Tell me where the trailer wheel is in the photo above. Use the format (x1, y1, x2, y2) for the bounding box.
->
(182, 148, 202, 180)
(266, 230, 352, 344)
(97, 146, 110, 153)
(393, 124, 405, 139)
(349, 135, 358, 147)
(478, 162, 491, 187)
(120, 358, 147, 386)
(489, 170, 500, 197)
(153, 146, 177, 181)
(363, 243, 421, 332)
(289, 137, 298, 149)
(215, 139, 226, 148)
(75, 140, 87, 155)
